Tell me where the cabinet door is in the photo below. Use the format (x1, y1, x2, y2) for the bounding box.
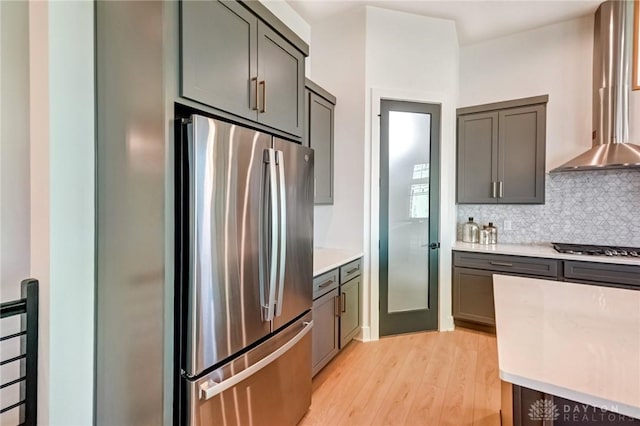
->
(452, 267, 495, 325)
(457, 112, 499, 204)
(308, 92, 334, 204)
(257, 22, 305, 137)
(311, 288, 339, 377)
(340, 276, 361, 348)
(497, 105, 546, 204)
(181, 0, 258, 120)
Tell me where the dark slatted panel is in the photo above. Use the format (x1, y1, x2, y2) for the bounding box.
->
(0, 279, 38, 426)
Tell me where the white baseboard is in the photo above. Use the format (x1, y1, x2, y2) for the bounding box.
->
(355, 326, 373, 342)
(439, 315, 455, 332)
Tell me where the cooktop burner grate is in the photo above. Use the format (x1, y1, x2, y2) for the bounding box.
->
(552, 243, 640, 257)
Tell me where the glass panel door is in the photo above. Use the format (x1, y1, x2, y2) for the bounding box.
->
(380, 100, 440, 336)
(387, 111, 431, 313)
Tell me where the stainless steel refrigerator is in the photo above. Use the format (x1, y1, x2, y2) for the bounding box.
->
(177, 114, 314, 425)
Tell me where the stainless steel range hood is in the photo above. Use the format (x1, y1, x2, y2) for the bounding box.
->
(551, 0, 640, 172)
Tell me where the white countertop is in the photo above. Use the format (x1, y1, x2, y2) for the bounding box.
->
(454, 241, 640, 266)
(313, 247, 363, 277)
(493, 274, 640, 419)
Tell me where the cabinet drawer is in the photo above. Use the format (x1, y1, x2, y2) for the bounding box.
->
(313, 269, 339, 300)
(453, 251, 558, 278)
(563, 261, 640, 288)
(340, 258, 362, 284)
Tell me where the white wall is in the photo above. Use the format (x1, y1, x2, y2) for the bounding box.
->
(310, 7, 367, 251)
(0, 0, 31, 302)
(310, 6, 459, 339)
(260, 0, 310, 44)
(28, 2, 50, 422)
(459, 16, 593, 171)
(48, 2, 95, 423)
(0, 1, 31, 423)
(364, 7, 459, 336)
(259, 0, 312, 76)
(21, 2, 96, 425)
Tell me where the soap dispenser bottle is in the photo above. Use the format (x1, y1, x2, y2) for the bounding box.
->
(462, 217, 480, 243)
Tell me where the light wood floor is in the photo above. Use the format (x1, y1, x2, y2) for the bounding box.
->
(299, 328, 501, 426)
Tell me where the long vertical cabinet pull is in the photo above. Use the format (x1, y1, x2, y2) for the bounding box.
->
(265, 149, 279, 321)
(259, 81, 267, 113)
(498, 181, 504, 198)
(341, 293, 346, 313)
(275, 150, 287, 317)
(334, 296, 340, 317)
(252, 78, 259, 111)
(491, 181, 497, 198)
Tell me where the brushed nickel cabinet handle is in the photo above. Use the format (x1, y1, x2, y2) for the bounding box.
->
(491, 181, 497, 198)
(345, 267, 358, 274)
(498, 181, 504, 198)
(490, 261, 513, 267)
(252, 77, 258, 110)
(259, 80, 267, 113)
(318, 279, 334, 289)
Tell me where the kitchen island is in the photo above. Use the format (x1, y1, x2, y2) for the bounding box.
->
(493, 274, 640, 424)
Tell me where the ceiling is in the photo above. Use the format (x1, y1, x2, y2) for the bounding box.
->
(287, 0, 602, 45)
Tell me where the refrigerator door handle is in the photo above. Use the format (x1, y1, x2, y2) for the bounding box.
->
(275, 150, 287, 317)
(198, 320, 314, 401)
(264, 148, 279, 322)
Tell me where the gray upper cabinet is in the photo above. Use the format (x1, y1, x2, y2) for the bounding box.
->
(457, 95, 547, 204)
(305, 79, 336, 205)
(457, 112, 498, 204)
(181, 1, 257, 120)
(257, 23, 305, 137)
(498, 105, 546, 203)
(180, 0, 306, 138)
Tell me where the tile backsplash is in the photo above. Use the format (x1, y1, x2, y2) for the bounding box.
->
(457, 170, 640, 246)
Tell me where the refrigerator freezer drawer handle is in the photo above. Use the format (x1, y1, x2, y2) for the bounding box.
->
(275, 150, 287, 317)
(199, 321, 314, 401)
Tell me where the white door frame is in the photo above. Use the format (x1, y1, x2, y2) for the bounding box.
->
(363, 87, 457, 341)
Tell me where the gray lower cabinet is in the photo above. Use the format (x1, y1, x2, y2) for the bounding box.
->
(311, 288, 339, 376)
(453, 249, 640, 328)
(180, 0, 305, 137)
(340, 275, 361, 348)
(311, 257, 362, 376)
(562, 260, 640, 289)
(457, 96, 547, 204)
(504, 383, 640, 426)
(452, 251, 559, 328)
(305, 79, 336, 204)
(453, 268, 496, 326)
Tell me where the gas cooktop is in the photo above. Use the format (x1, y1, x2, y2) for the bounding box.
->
(552, 243, 640, 257)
